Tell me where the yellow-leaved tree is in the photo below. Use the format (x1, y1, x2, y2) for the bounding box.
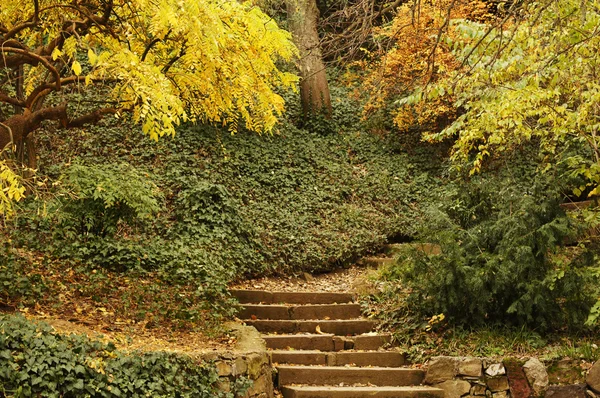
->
(0, 0, 298, 216)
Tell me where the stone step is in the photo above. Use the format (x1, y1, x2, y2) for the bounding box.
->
(231, 289, 354, 305)
(281, 386, 445, 398)
(276, 365, 425, 387)
(359, 257, 396, 267)
(263, 334, 393, 351)
(383, 243, 441, 256)
(383, 244, 406, 256)
(271, 350, 406, 367)
(245, 319, 376, 335)
(238, 303, 362, 320)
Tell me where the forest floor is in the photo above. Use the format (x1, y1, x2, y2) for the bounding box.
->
(230, 264, 378, 294)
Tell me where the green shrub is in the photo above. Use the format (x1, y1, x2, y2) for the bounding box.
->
(61, 163, 161, 237)
(391, 175, 597, 330)
(23, 120, 425, 276)
(0, 245, 45, 306)
(0, 314, 249, 397)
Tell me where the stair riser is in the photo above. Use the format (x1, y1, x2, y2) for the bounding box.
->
(239, 304, 361, 320)
(264, 335, 336, 351)
(277, 367, 425, 387)
(231, 290, 354, 305)
(281, 387, 445, 398)
(263, 334, 392, 351)
(246, 320, 376, 335)
(271, 351, 406, 367)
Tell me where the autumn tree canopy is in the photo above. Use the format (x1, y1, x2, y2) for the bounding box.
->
(0, 0, 298, 151)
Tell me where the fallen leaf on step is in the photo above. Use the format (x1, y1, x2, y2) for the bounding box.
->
(315, 325, 327, 335)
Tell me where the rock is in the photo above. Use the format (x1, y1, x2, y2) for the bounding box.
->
(245, 374, 274, 397)
(523, 358, 549, 396)
(471, 384, 487, 395)
(587, 360, 600, 394)
(232, 357, 247, 376)
(459, 358, 483, 377)
(425, 356, 458, 384)
(492, 392, 509, 398)
(487, 376, 509, 392)
(486, 363, 506, 377)
(504, 358, 532, 398)
(435, 379, 472, 398)
(216, 361, 232, 376)
(545, 384, 587, 398)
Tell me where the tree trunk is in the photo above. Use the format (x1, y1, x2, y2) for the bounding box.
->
(286, 0, 332, 116)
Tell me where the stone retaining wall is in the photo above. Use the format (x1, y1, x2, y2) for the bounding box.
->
(423, 356, 600, 398)
(197, 323, 273, 398)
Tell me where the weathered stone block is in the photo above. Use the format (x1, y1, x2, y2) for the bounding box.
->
(504, 358, 532, 398)
(486, 363, 506, 377)
(435, 379, 472, 398)
(523, 358, 548, 397)
(216, 361, 233, 376)
(232, 357, 248, 376)
(459, 358, 483, 377)
(425, 356, 458, 384)
(487, 376, 509, 392)
(587, 360, 600, 394)
(471, 384, 487, 395)
(545, 384, 587, 398)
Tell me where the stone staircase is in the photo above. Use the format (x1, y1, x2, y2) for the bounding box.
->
(231, 289, 444, 398)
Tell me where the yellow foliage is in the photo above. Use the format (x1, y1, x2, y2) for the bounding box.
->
(359, 0, 490, 133)
(0, 160, 25, 219)
(0, 0, 298, 138)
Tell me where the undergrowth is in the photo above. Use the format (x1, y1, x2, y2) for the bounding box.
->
(3, 108, 432, 326)
(0, 314, 249, 398)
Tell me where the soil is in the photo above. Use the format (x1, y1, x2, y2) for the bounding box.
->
(23, 314, 233, 354)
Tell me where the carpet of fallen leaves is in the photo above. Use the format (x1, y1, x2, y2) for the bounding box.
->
(229, 264, 381, 295)
(3, 249, 233, 354)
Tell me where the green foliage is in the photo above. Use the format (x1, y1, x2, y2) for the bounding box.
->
(417, 0, 600, 192)
(0, 314, 249, 397)
(21, 119, 422, 277)
(387, 174, 598, 330)
(61, 163, 161, 237)
(0, 244, 46, 306)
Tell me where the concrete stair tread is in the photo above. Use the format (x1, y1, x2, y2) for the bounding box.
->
(231, 290, 354, 304)
(281, 385, 445, 398)
(277, 365, 417, 370)
(238, 303, 362, 320)
(276, 365, 424, 387)
(271, 350, 406, 367)
(245, 319, 376, 335)
(263, 333, 393, 351)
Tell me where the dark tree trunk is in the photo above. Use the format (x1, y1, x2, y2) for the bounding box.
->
(286, 0, 332, 116)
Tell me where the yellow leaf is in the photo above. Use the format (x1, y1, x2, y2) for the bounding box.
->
(72, 61, 82, 76)
(51, 48, 62, 60)
(88, 49, 98, 66)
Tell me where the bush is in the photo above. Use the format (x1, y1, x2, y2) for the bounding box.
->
(61, 163, 161, 238)
(390, 175, 598, 330)
(23, 120, 425, 276)
(0, 244, 46, 306)
(0, 314, 249, 397)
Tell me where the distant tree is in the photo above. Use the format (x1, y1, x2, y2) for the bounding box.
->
(286, 0, 332, 116)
